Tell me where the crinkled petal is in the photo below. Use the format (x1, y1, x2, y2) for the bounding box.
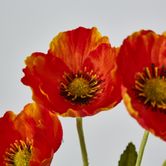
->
(123, 89, 166, 141)
(117, 30, 158, 88)
(15, 103, 63, 163)
(0, 111, 21, 164)
(22, 52, 73, 114)
(49, 27, 109, 72)
(0, 103, 63, 165)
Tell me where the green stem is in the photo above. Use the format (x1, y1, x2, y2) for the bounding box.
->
(135, 130, 149, 166)
(76, 117, 89, 166)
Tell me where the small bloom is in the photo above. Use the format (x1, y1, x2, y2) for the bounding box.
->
(0, 103, 63, 165)
(22, 27, 121, 117)
(117, 30, 166, 141)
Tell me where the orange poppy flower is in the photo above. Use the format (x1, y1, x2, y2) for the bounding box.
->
(0, 103, 63, 165)
(21, 27, 121, 117)
(117, 30, 166, 141)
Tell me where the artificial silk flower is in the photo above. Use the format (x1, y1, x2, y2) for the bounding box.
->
(117, 30, 166, 141)
(0, 103, 63, 166)
(22, 27, 121, 117)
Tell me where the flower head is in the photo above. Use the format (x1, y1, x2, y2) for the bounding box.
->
(22, 27, 121, 117)
(117, 30, 166, 141)
(0, 103, 63, 165)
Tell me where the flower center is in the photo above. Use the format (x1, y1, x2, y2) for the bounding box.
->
(60, 70, 102, 104)
(68, 78, 91, 97)
(135, 64, 166, 109)
(144, 78, 166, 106)
(4, 139, 32, 166)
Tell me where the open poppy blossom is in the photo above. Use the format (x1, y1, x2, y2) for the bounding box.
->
(117, 30, 166, 141)
(22, 27, 121, 117)
(0, 103, 63, 165)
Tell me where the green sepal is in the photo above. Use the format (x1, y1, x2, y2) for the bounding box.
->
(118, 142, 137, 166)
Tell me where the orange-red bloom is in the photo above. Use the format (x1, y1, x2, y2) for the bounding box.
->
(0, 103, 63, 165)
(117, 30, 166, 141)
(22, 27, 121, 117)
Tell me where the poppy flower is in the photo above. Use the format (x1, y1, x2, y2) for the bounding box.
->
(21, 27, 121, 117)
(117, 30, 166, 141)
(0, 103, 63, 165)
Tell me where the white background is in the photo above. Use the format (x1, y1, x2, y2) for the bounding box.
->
(0, 0, 166, 165)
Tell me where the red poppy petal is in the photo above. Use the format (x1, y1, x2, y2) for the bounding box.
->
(49, 27, 109, 72)
(123, 88, 166, 141)
(15, 103, 63, 162)
(117, 30, 158, 87)
(151, 35, 166, 67)
(0, 111, 21, 164)
(22, 52, 74, 114)
(0, 103, 63, 165)
(80, 44, 121, 115)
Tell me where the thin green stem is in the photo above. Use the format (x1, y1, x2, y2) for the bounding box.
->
(76, 117, 89, 166)
(135, 130, 149, 166)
